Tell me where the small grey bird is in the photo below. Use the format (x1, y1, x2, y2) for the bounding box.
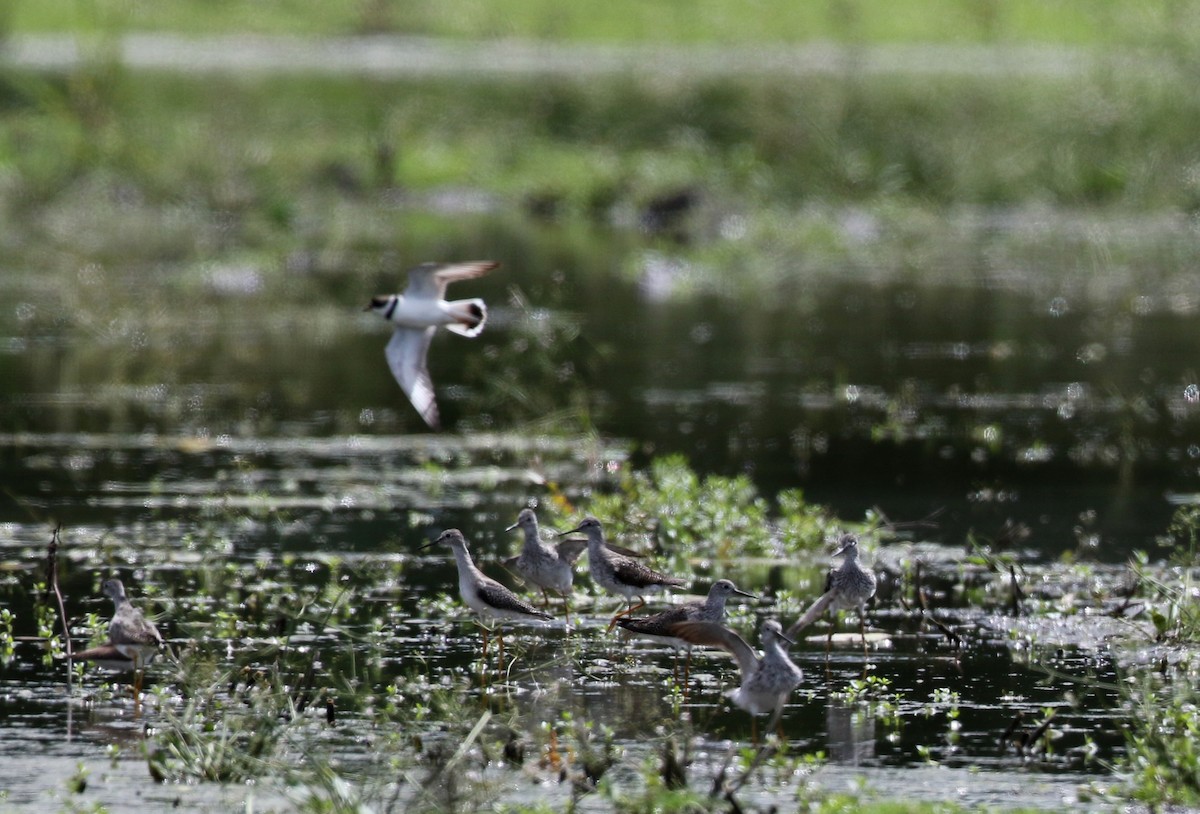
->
(616, 578, 755, 682)
(75, 578, 164, 693)
(502, 508, 587, 612)
(786, 533, 877, 654)
(670, 618, 803, 743)
(366, 260, 499, 430)
(563, 517, 688, 631)
(422, 528, 553, 666)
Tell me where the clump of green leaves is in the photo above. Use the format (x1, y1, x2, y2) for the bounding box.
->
(1122, 674, 1200, 807)
(0, 608, 15, 666)
(585, 454, 847, 563)
(147, 654, 301, 782)
(1133, 506, 1200, 643)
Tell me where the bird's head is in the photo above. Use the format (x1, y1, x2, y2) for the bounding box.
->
(364, 295, 392, 313)
(506, 507, 538, 533)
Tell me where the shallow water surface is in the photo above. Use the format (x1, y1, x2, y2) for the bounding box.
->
(0, 211, 1191, 807)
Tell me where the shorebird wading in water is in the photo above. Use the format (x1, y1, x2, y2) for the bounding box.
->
(422, 528, 553, 668)
(616, 578, 755, 683)
(563, 517, 688, 631)
(74, 578, 164, 695)
(502, 508, 587, 615)
(670, 618, 803, 743)
(366, 260, 499, 430)
(786, 533, 877, 656)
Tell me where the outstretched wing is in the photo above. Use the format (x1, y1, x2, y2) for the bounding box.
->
(668, 620, 757, 676)
(785, 590, 836, 640)
(405, 261, 499, 299)
(554, 537, 589, 564)
(385, 326, 440, 429)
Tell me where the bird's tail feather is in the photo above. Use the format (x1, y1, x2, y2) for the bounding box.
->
(786, 591, 835, 640)
(444, 298, 487, 337)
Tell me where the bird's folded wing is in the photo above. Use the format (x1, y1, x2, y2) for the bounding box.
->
(386, 326, 440, 429)
(478, 579, 549, 618)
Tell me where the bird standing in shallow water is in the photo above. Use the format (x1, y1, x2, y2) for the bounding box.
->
(422, 528, 553, 669)
(502, 508, 587, 615)
(786, 533, 877, 657)
(616, 579, 755, 683)
(669, 618, 803, 744)
(75, 578, 164, 695)
(563, 517, 688, 631)
(365, 260, 499, 430)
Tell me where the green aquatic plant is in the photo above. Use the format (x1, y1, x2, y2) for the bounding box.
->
(1120, 673, 1200, 807)
(0, 608, 14, 666)
(146, 654, 301, 782)
(584, 454, 850, 564)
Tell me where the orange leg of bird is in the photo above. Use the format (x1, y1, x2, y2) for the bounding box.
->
(606, 597, 645, 632)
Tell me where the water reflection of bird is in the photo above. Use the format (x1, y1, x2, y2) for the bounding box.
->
(787, 533, 877, 655)
(502, 508, 587, 614)
(365, 260, 499, 430)
(563, 517, 687, 632)
(670, 618, 803, 743)
(75, 578, 164, 695)
(422, 528, 553, 667)
(615, 579, 754, 682)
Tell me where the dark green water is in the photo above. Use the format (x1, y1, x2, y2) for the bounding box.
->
(0, 208, 1191, 807)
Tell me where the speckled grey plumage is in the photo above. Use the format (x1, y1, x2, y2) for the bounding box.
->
(429, 528, 554, 626)
(615, 579, 753, 648)
(502, 508, 586, 599)
(101, 578, 162, 665)
(786, 533, 877, 642)
(670, 618, 803, 731)
(566, 517, 687, 601)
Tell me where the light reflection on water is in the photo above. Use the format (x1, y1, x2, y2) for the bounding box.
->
(0, 216, 1190, 806)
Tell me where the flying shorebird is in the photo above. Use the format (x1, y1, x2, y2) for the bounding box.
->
(562, 517, 687, 632)
(365, 260, 499, 430)
(422, 528, 553, 667)
(502, 508, 588, 614)
(615, 578, 755, 682)
(669, 618, 804, 743)
(786, 533, 877, 655)
(74, 578, 164, 695)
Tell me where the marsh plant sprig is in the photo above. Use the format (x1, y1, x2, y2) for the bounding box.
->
(0, 608, 14, 666)
(584, 454, 854, 566)
(146, 658, 305, 783)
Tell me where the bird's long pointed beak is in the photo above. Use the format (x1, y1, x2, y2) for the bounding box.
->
(418, 541, 438, 552)
(734, 588, 756, 598)
(557, 525, 584, 536)
(779, 630, 797, 647)
(505, 522, 519, 532)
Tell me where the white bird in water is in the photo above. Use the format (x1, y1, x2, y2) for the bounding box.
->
(615, 578, 755, 683)
(421, 528, 553, 668)
(502, 508, 588, 614)
(366, 260, 499, 429)
(670, 618, 803, 743)
(74, 578, 164, 695)
(786, 533, 877, 656)
(563, 517, 688, 632)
